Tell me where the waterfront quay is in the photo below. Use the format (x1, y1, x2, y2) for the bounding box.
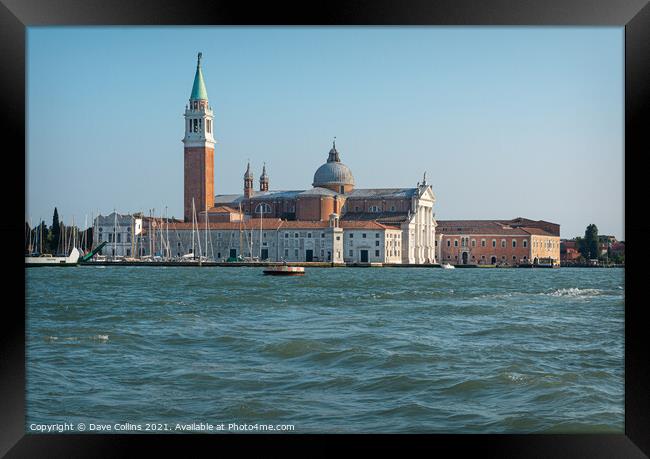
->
(71, 261, 566, 268)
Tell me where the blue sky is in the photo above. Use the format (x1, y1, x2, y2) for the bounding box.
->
(26, 27, 624, 239)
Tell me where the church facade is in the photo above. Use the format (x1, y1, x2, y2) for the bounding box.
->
(181, 53, 437, 264)
(91, 53, 562, 266)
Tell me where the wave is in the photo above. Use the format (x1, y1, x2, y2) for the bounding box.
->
(544, 288, 603, 298)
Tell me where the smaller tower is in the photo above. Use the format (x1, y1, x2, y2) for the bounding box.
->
(259, 163, 269, 192)
(244, 162, 254, 198)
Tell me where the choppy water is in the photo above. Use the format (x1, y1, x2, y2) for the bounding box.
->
(26, 267, 624, 433)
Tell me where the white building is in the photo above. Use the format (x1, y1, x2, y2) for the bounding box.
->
(92, 212, 143, 258)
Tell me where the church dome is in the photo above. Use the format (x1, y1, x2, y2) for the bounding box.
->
(312, 142, 354, 189)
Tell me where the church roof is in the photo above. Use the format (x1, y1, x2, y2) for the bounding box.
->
(312, 141, 355, 187)
(313, 162, 354, 187)
(346, 188, 418, 199)
(340, 211, 410, 223)
(190, 52, 208, 100)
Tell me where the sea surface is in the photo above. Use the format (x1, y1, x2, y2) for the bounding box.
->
(26, 266, 624, 433)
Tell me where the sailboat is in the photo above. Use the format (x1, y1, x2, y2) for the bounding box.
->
(25, 219, 80, 267)
(25, 247, 81, 267)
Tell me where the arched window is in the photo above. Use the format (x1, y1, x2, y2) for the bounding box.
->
(255, 203, 272, 214)
(512, 239, 517, 248)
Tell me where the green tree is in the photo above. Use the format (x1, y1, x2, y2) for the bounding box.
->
(51, 207, 61, 254)
(579, 224, 599, 259)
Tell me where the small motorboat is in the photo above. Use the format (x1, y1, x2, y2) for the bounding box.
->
(263, 264, 305, 276)
(441, 262, 455, 269)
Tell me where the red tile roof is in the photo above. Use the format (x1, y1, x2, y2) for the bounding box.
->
(207, 205, 240, 214)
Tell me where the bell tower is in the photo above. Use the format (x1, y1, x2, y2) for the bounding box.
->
(183, 52, 215, 222)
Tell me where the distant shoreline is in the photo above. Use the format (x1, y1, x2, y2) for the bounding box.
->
(25, 261, 623, 269)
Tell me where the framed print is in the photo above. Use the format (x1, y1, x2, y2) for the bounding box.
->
(2, 0, 648, 456)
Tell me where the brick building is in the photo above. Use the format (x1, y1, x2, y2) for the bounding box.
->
(181, 53, 437, 264)
(560, 239, 582, 263)
(436, 218, 560, 266)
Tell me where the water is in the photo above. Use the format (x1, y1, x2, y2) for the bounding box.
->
(26, 267, 624, 433)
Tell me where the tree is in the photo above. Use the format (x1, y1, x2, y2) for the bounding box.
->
(51, 207, 61, 254)
(579, 224, 599, 259)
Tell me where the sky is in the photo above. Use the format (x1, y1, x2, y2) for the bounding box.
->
(26, 27, 624, 239)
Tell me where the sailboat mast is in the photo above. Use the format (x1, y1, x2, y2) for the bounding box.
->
(205, 204, 208, 261)
(239, 203, 243, 259)
(165, 206, 170, 260)
(260, 204, 264, 260)
(113, 211, 117, 257)
(192, 199, 196, 258)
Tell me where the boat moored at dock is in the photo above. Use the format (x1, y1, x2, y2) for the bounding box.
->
(25, 247, 81, 267)
(263, 265, 305, 276)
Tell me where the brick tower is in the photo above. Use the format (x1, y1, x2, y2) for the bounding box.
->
(259, 163, 269, 192)
(183, 52, 215, 222)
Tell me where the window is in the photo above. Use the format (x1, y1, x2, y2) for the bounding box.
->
(523, 240, 527, 248)
(307, 233, 312, 238)
(336, 236, 340, 241)
(98, 234, 102, 242)
(349, 233, 354, 238)
(375, 250, 380, 257)
(391, 206, 395, 211)
(321, 233, 325, 238)
(454, 240, 458, 247)
(349, 250, 353, 257)
(471, 239, 476, 247)
(340, 186, 344, 193)
(501, 239, 506, 248)
(512, 240, 517, 248)
(447, 240, 451, 247)
(294, 233, 299, 238)
(375, 233, 380, 238)
(284, 249, 289, 257)
(492, 239, 496, 248)
(362, 233, 367, 238)
(375, 241, 380, 247)
(117, 233, 121, 243)
(481, 239, 486, 247)
(294, 249, 299, 257)
(285, 233, 289, 238)
(255, 203, 272, 214)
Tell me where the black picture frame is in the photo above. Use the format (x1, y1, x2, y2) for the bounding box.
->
(2, 0, 648, 456)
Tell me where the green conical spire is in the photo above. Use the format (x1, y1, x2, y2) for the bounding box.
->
(190, 52, 208, 101)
